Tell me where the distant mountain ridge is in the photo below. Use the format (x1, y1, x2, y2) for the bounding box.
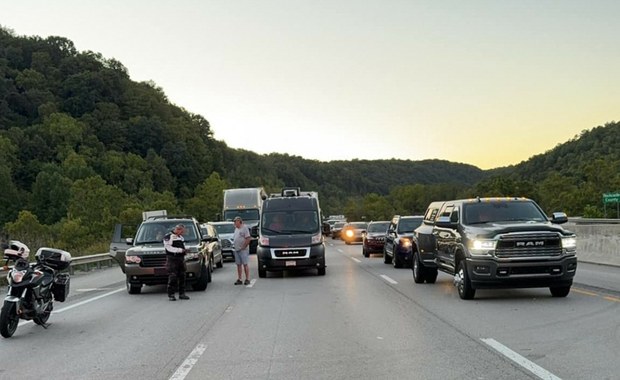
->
(1, 25, 618, 233)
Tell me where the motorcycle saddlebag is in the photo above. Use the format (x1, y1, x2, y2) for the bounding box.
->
(52, 273, 70, 302)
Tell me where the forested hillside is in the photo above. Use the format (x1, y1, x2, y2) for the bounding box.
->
(0, 27, 487, 254)
(1, 26, 619, 255)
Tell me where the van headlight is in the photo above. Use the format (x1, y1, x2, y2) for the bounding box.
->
(470, 239, 496, 256)
(311, 233, 323, 244)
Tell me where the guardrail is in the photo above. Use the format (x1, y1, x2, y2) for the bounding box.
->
(1, 253, 116, 279)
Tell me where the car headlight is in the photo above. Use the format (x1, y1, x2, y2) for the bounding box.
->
(126, 255, 142, 264)
(185, 252, 200, 261)
(562, 236, 577, 251)
(345, 230, 354, 238)
(400, 238, 412, 248)
(469, 239, 496, 256)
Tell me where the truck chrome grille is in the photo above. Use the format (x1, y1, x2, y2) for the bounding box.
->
(495, 232, 562, 257)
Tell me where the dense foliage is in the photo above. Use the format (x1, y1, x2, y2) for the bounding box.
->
(1, 26, 619, 256)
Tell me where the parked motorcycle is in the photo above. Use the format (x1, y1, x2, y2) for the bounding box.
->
(1, 240, 71, 338)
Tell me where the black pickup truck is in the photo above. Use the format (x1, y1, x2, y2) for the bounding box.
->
(412, 197, 577, 299)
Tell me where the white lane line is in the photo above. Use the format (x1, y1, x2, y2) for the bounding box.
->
(350, 257, 361, 263)
(169, 343, 207, 380)
(337, 249, 343, 253)
(53, 287, 125, 314)
(17, 287, 125, 326)
(380, 275, 398, 284)
(246, 279, 256, 288)
(481, 338, 562, 380)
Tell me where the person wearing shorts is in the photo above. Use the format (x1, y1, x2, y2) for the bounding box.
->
(232, 216, 251, 285)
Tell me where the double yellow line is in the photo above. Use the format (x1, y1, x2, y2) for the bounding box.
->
(572, 287, 620, 303)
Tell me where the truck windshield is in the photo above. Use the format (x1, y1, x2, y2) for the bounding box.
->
(223, 209, 260, 221)
(463, 201, 547, 224)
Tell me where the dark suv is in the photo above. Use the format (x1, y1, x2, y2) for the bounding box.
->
(362, 221, 390, 257)
(383, 215, 424, 268)
(412, 197, 577, 299)
(109, 215, 213, 294)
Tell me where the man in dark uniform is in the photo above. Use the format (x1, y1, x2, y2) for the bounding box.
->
(163, 224, 190, 301)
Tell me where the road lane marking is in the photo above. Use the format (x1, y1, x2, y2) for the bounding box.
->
(481, 338, 561, 380)
(246, 279, 256, 288)
(169, 343, 207, 380)
(573, 287, 620, 303)
(572, 288, 598, 296)
(53, 287, 125, 314)
(17, 287, 125, 326)
(350, 257, 361, 263)
(380, 275, 398, 284)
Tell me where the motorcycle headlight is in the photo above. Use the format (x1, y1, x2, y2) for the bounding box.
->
(10, 270, 26, 283)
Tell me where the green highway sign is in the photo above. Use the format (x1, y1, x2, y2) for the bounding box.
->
(603, 192, 620, 203)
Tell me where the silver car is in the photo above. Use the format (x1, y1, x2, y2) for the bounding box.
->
(209, 221, 235, 261)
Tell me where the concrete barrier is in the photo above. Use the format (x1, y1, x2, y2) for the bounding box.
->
(568, 223, 620, 267)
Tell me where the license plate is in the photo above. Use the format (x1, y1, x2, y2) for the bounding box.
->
(155, 268, 168, 275)
(285, 261, 297, 267)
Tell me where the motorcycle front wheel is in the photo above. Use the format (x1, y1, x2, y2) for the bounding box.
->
(0, 301, 19, 338)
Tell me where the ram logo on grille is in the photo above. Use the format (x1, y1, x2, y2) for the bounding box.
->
(279, 250, 301, 256)
(515, 241, 545, 247)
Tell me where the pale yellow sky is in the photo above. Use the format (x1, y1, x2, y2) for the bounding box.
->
(2, 0, 619, 169)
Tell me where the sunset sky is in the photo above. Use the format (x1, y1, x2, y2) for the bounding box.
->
(3, 0, 619, 169)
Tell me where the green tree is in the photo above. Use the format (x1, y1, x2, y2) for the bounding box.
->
(67, 176, 128, 239)
(3, 211, 51, 259)
(185, 172, 228, 221)
(31, 164, 73, 224)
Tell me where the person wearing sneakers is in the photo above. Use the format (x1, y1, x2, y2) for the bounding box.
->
(232, 216, 252, 285)
(164, 224, 190, 301)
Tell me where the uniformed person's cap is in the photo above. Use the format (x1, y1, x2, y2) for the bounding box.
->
(233, 216, 242, 222)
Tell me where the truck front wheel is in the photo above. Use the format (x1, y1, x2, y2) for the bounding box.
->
(455, 261, 475, 300)
(550, 286, 571, 297)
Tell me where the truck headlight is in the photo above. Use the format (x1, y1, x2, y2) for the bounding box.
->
(470, 239, 496, 256)
(562, 236, 577, 251)
(311, 233, 322, 244)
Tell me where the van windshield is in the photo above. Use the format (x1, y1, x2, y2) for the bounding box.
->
(261, 211, 319, 235)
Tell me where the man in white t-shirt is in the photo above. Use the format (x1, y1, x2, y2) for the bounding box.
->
(232, 216, 251, 285)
